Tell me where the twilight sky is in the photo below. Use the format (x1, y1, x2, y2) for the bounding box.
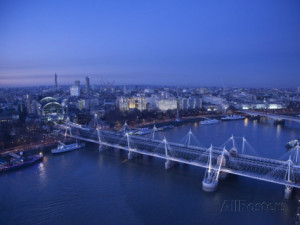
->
(0, 0, 299, 88)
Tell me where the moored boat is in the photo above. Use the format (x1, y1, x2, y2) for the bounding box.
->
(200, 119, 219, 125)
(51, 141, 85, 154)
(0, 153, 43, 173)
(221, 115, 245, 121)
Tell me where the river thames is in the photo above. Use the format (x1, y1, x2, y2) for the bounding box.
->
(1, 118, 300, 225)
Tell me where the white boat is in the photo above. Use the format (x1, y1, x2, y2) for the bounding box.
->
(51, 141, 85, 154)
(285, 139, 299, 150)
(221, 115, 245, 121)
(200, 119, 219, 125)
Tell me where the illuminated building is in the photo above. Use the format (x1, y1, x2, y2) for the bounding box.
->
(78, 99, 86, 111)
(117, 97, 146, 111)
(40, 97, 64, 122)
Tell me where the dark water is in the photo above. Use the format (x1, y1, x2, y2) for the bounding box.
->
(1, 118, 300, 225)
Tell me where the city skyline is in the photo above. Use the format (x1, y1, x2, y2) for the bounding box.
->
(1, 72, 300, 89)
(1, 0, 300, 88)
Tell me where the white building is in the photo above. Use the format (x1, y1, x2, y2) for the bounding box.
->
(156, 99, 177, 111)
(179, 97, 202, 110)
(70, 86, 80, 97)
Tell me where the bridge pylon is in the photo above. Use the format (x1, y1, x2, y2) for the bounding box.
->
(126, 132, 136, 159)
(64, 125, 72, 138)
(242, 136, 246, 154)
(94, 113, 98, 128)
(66, 116, 70, 123)
(186, 129, 193, 147)
(202, 145, 218, 192)
(284, 157, 294, 199)
(295, 143, 300, 164)
(152, 125, 157, 140)
(202, 146, 227, 192)
(122, 121, 128, 134)
(163, 137, 177, 169)
(96, 127, 104, 152)
(229, 135, 238, 157)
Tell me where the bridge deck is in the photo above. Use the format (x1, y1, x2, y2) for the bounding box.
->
(242, 110, 300, 123)
(65, 127, 300, 189)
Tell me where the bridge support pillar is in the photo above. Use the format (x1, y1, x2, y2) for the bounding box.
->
(218, 172, 228, 180)
(165, 159, 177, 170)
(202, 147, 226, 192)
(128, 151, 137, 160)
(202, 178, 218, 192)
(99, 144, 106, 152)
(284, 186, 293, 199)
(249, 115, 260, 121)
(274, 119, 285, 126)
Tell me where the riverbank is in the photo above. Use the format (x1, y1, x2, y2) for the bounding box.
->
(0, 137, 74, 157)
(132, 114, 223, 129)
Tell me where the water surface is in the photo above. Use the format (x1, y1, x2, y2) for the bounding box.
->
(1, 118, 300, 225)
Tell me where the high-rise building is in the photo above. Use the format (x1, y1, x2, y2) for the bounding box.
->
(75, 80, 80, 87)
(85, 77, 90, 94)
(55, 73, 58, 90)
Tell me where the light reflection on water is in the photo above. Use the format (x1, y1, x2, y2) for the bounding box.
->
(276, 124, 282, 138)
(244, 118, 248, 127)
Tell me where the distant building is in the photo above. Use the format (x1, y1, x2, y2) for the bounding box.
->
(179, 97, 202, 110)
(202, 95, 227, 110)
(75, 80, 80, 87)
(28, 100, 41, 115)
(85, 77, 90, 94)
(78, 99, 88, 111)
(268, 104, 284, 109)
(123, 86, 131, 94)
(161, 91, 169, 99)
(204, 104, 222, 112)
(117, 97, 146, 111)
(156, 99, 177, 111)
(202, 95, 225, 105)
(0, 114, 19, 123)
(70, 86, 80, 97)
(55, 73, 58, 90)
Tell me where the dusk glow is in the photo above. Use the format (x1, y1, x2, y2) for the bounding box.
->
(1, 0, 299, 87)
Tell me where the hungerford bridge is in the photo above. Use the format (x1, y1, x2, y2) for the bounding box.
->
(59, 120, 300, 199)
(242, 110, 300, 124)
